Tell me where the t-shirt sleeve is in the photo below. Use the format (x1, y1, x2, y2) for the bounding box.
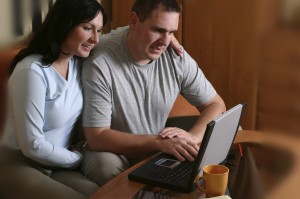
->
(176, 48, 217, 106)
(10, 65, 82, 168)
(81, 57, 112, 127)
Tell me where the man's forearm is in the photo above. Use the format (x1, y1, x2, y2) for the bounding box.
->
(189, 94, 226, 142)
(84, 127, 161, 157)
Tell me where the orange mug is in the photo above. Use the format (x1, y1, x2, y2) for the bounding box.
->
(195, 165, 229, 197)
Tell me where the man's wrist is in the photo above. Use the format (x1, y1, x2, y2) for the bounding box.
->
(153, 135, 163, 152)
(188, 131, 204, 144)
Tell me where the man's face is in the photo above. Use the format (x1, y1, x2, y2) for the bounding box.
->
(130, 6, 179, 64)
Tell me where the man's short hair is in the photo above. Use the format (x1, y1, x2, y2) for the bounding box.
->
(131, 0, 181, 22)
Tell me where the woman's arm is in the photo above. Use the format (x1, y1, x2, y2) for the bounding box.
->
(170, 35, 183, 57)
(10, 65, 82, 169)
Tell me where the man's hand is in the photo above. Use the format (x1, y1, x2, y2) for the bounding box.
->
(156, 132, 199, 162)
(159, 127, 202, 144)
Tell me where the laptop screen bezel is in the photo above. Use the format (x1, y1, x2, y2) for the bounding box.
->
(187, 103, 246, 187)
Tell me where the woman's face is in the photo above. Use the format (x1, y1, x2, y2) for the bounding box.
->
(61, 12, 103, 58)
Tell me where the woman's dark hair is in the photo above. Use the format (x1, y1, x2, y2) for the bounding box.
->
(9, 0, 107, 75)
(132, 0, 181, 22)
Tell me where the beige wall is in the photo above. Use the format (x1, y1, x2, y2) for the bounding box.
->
(0, 0, 106, 49)
(0, 0, 52, 49)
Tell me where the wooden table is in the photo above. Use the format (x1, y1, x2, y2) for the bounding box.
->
(90, 130, 300, 199)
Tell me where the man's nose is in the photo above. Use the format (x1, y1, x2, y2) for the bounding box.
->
(159, 33, 172, 46)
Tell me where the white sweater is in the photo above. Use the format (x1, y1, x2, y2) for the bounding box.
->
(1, 55, 83, 168)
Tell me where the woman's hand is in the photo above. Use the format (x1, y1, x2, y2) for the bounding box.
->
(170, 35, 183, 57)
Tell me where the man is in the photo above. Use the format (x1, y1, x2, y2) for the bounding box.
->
(81, 0, 226, 186)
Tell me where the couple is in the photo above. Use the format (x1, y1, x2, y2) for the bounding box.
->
(0, 0, 225, 198)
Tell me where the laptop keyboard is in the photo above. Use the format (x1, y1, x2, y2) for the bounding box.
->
(153, 162, 195, 185)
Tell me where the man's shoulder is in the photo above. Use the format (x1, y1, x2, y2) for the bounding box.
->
(163, 45, 195, 66)
(87, 28, 128, 62)
(98, 26, 128, 50)
(161, 46, 184, 67)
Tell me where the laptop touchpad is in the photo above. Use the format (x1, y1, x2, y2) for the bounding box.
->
(155, 158, 180, 169)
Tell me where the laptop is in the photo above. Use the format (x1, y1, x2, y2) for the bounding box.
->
(128, 103, 246, 193)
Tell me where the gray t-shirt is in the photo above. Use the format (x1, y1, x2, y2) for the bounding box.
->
(82, 27, 216, 135)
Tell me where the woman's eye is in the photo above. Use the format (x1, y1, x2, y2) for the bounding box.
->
(83, 27, 92, 31)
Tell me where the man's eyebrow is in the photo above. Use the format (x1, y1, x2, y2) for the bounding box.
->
(151, 26, 177, 33)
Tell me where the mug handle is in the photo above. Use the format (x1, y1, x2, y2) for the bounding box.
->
(194, 174, 207, 193)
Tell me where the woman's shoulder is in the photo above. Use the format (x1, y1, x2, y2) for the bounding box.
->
(11, 54, 48, 80)
(14, 54, 46, 72)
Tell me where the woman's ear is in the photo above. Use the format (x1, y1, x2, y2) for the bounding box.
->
(129, 12, 138, 29)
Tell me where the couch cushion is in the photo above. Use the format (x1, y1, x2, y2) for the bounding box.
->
(0, 47, 22, 134)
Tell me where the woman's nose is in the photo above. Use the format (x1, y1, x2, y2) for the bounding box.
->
(90, 31, 99, 44)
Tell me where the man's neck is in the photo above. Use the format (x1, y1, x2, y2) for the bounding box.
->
(126, 31, 150, 65)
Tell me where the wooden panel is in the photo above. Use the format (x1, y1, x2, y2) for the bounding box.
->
(257, 113, 300, 135)
(258, 88, 300, 116)
(111, 0, 135, 29)
(182, 0, 264, 129)
(100, 0, 112, 34)
(227, 0, 260, 129)
(260, 63, 300, 90)
(257, 30, 300, 135)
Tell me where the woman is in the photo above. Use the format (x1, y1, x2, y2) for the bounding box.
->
(0, 0, 106, 198)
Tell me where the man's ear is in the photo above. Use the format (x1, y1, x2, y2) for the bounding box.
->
(129, 12, 138, 29)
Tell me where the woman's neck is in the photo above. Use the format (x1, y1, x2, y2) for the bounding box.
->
(52, 54, 73, 80)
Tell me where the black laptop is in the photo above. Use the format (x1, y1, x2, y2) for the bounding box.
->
(128, 103, 246, 193)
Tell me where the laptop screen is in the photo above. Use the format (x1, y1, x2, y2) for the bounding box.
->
(194, 104, 244, 176)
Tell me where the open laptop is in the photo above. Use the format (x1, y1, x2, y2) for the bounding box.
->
(128, 103, 246, 193)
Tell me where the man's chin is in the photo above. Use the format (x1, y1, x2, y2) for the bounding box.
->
(148, 53, 161, 61)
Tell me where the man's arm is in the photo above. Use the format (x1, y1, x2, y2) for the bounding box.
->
(84, 94, 224, 162)
(159, 94, 226, 144)
(189, 94, 226, 142)
(84, 127, 199, 162)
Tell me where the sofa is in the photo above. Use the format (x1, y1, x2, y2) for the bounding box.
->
(0, 47, 22, 136)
